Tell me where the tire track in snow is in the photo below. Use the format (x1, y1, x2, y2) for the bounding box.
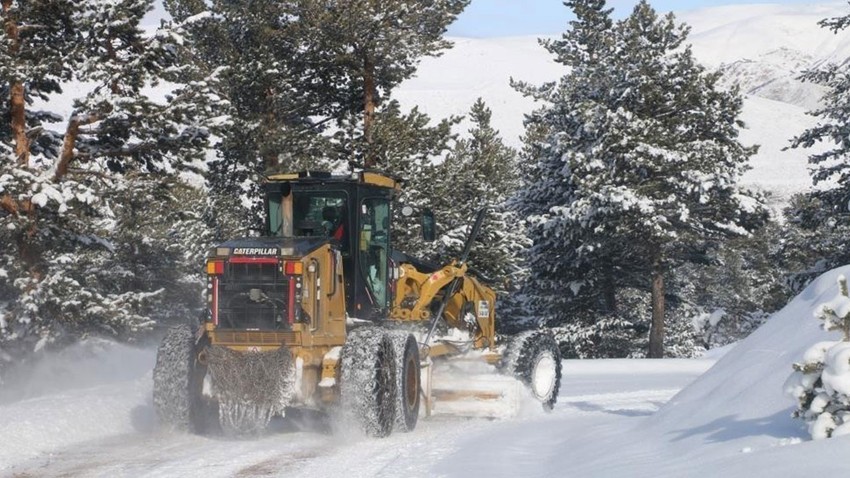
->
(557, 389, 682, 416)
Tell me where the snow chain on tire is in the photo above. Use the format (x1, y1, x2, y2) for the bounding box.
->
(502, 330, 562, 410)
(340, 327, 398, 437)
(153, 324, 205, 432)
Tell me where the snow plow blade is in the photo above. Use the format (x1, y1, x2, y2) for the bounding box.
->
(422, 361, 524, 419)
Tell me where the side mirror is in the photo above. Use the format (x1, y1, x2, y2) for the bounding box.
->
(421, 209, 436, 242)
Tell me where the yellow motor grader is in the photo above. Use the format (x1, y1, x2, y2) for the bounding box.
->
(153, 171, 561, 436)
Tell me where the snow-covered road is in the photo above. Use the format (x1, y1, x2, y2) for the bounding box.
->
(0, 354, 713, 478)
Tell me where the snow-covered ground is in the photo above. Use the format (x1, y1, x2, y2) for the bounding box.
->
(4, 264, 850, 476)
(0, 344, 712, 477)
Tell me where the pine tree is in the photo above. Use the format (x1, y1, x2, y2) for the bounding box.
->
(511, 0, 620, 329)
(0, 1, 216, 354)
(676, 223, 789, 349)
(0, 0, 77, 167)
(779, 193, 850, 293)
(789, 11, 850, 210)
(295, 0, 469, 168)
(166, 0, 470, 234)
(513, 0, 767, 357)
(164, 0, 343, 231)
(423, 99, 529, 325)
(58, 0, 220, 179)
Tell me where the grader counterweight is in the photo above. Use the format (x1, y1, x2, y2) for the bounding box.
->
(153, 171, 561, 436)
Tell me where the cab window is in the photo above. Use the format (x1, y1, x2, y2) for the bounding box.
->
(360, 198, 390, 308)
(290, 191, 347, 242)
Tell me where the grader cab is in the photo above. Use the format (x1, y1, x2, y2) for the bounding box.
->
(153, 171, 562, 436)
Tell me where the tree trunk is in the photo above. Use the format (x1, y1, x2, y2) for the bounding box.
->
(648, 265, 665, 358)
(55, 113, 104, 182)
(9, 81, 28, 166)
(363, 54, 376, 169)
(3, 1, 28, 167)
(262, 153, 278, 171)
(55, 118, 81, 181)
(603, 268, 617, 313)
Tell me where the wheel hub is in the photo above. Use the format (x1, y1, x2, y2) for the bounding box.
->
(531, 351, 557, 400)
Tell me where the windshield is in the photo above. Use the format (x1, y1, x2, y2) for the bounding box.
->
(291, 191, 348, 238)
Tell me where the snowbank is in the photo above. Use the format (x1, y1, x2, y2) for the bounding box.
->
(617, 264, 850, 476)
(649, 265, 850, 445)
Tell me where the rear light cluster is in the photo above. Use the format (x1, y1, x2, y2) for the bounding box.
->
(207, 260, 224, 275)
(284, 260, 303, 275)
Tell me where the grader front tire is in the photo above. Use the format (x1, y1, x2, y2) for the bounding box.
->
(503, 330, 562, 411)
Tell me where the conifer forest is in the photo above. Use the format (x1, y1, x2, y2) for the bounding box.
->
(3, 0, 850, 373)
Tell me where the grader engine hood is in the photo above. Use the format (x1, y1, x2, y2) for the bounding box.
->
(206, 236, 330, 331)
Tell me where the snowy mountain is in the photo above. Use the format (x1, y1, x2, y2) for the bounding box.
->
(717, 48, 826, 111)
(394, 2, 850, 208)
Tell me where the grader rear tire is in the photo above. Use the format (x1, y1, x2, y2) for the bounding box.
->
(153, 324, 205, 432)
(503, 330, 562, 411)
(340, 328, 398, 437)
(391, 333, 420, 432)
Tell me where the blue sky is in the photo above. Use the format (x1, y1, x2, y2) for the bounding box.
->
(144, 1, 828, 36)
(446, 0, 824, 37)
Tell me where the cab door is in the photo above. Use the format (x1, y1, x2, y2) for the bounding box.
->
(355, 196, 391, 316)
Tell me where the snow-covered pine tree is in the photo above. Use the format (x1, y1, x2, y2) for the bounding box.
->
(0, 1, 216, 359)
(781, 193, 850, 294)
(677, 222, 790, 349)
(424, 99, 529, 326)
(167, 0, 469, 232)
(62, 0, 221, 177)
(1, 2, 93, 356)
(0, 0, 77, 167)
(511, 0, 620, 332)
(165, 0, 340, 231)
(513, 0, 767, 357)
(295, 0, 469, 168)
